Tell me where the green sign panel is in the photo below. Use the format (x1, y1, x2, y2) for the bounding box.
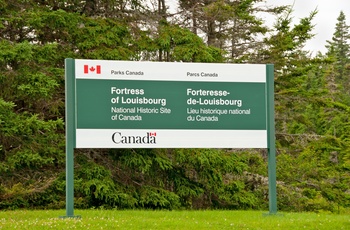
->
(76, 80, 266, 130)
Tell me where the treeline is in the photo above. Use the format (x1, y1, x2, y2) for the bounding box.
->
(1, 0, 350, 212)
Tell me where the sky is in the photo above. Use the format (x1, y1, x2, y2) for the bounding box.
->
(265, 0, 350, 54)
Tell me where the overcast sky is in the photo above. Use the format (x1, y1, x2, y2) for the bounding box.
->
(265, 0, 350, 54)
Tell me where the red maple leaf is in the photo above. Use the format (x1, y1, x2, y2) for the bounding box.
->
(149, 132, 156, 137)
(89, 66, 96, 72)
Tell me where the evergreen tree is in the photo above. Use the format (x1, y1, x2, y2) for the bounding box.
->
(325, 11, 350, 91)
(177, 0, 284, 63)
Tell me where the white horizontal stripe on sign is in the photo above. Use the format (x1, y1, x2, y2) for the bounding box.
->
(76, 129, 267, 148)
(75, 59, 266, 83)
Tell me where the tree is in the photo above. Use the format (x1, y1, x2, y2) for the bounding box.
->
(177, 0, 285, 62)
(257, 9, 350, 212)
(325, 11, 350, 93)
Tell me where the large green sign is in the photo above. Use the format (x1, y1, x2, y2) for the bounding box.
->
(72, 59, 270, 148)
(64, 59, 277, 217)
(77, 80, 266, 130)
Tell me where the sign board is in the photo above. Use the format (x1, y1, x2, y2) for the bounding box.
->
(64, 59, 277, 217)
(73, 60, 268, 148)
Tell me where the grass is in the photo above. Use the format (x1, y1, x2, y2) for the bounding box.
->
(0, 209, 349, 229)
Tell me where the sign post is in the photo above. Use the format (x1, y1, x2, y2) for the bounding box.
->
(63, 59, 277, 216)
(266, 64, 277, 214)
(63, 58, 78, 218)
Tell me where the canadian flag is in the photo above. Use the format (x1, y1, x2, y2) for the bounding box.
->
(149, 132, 157, 137)
(84, 65, 101, 74)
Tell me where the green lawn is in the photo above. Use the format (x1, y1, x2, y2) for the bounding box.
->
(0, 209, 349, 229)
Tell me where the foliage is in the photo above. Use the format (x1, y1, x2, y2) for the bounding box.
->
(1, 0, 350, 213)
(0, 0, 221, 209)
(178, 0, 275, 62)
